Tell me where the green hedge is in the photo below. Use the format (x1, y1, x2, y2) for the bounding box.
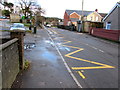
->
(57, 25, 76, 31)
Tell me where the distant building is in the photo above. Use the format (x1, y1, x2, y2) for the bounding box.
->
(64, 9, 107, 26)
(103, 2, 120, 30)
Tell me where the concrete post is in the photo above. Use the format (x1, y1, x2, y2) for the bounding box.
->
(10, 30, 25, 70)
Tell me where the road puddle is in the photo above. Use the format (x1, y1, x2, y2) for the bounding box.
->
(24, 43, 36, 50)
(45, 40, 55, 46)
(57, 45, 71, 51)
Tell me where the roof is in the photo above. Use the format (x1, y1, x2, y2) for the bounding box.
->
(99, 13, 107, 18)
(66, 10, 94, 16)
(103, 2, 120, 21)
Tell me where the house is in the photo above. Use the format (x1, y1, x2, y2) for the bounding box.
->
(103, 2, 120, 30)
(64, 9, 106, 26)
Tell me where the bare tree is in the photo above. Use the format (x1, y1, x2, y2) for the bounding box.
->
(18, 0, 45, 27)
(18, 0, 36, 18)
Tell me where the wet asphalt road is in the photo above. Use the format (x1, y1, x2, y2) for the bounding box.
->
(22, 27, 118, 88)
(45, 27, 118, 88)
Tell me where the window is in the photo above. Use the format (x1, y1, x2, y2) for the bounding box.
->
(90, 16, 93, 21)
(96, 16, 98, 21)
(106, 22, 111, 30)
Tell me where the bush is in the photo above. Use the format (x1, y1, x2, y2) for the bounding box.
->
(2, 10, 11, 16)
(57, 25, 65, 29)
(24, 60, 31, 70)
(57, 25, 76, 31)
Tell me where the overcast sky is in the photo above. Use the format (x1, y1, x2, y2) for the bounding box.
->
(8, 0, 120, 19)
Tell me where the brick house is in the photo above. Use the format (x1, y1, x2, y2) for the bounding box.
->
(103, 2, 120, 30)
(64, 9, 106, 26)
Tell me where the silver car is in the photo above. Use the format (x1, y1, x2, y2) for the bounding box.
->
(10, 23, 26, 31)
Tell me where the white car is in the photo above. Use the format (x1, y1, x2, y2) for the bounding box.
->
(10, 23, 26, 31)
(46, 24, 51, 27)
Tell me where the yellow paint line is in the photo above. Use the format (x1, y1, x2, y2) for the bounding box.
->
(72, 66, 115, 70)
(65, 49, 83, 56)
(65, 55, 115, 68)
(51, 31, 115, 70)
(61, 40, 115, 70)
(63, 45, 83, 50)
(62, 41, 72, 44)
(77, 71, 86, 79)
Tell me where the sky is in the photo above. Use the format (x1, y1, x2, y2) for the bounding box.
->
(8, 0, 120, 19)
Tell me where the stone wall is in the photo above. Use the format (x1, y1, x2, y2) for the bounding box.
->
(0, 38, 19, 88)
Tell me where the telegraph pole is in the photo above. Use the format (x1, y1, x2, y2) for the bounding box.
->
(81, 0, 84, 32)
(82, 0, 84, 17)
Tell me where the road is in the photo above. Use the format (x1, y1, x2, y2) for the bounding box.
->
(45, 27, 118, 88)
(0, 19, 11, 30)
(0, 19, 118, 88)
(12, 26, 118, 88)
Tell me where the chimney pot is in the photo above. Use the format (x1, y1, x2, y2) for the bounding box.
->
(95, 9, 98, 12)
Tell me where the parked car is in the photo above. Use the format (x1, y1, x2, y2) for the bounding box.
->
(10, 23, 26, 31)
(46, 24, 51, 27)
(0, 16, 7, 19)
(10, 23, 26, 35)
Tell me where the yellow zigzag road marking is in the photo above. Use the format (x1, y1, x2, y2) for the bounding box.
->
(61, 40, 115, 70)
(77, 71, 86, 79)
(50, 29, 115, 79)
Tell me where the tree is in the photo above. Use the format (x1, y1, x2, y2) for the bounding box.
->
(7, 3, 14, 13)
(18, 0, 45, 26)
(0, 2, 14, 13)
(18, 0, 36, 18)
(2, 10, 11, 16)
(1, 2, 8, 9)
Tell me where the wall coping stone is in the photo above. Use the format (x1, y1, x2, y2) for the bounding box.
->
(0, 38, 18, 51)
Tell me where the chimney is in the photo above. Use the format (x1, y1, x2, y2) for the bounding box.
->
(95, 9, 98, 12)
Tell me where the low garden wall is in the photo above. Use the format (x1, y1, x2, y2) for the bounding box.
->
(0, 38, 19, 88)
(89, 28, 120, 41)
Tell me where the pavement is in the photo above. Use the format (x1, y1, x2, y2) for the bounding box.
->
(19, 27, 78, 88)
(12, 27, 118, 88)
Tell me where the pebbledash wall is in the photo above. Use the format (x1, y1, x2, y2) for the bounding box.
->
(89, 28, 120, 41)
(0, 38, 19, 89)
